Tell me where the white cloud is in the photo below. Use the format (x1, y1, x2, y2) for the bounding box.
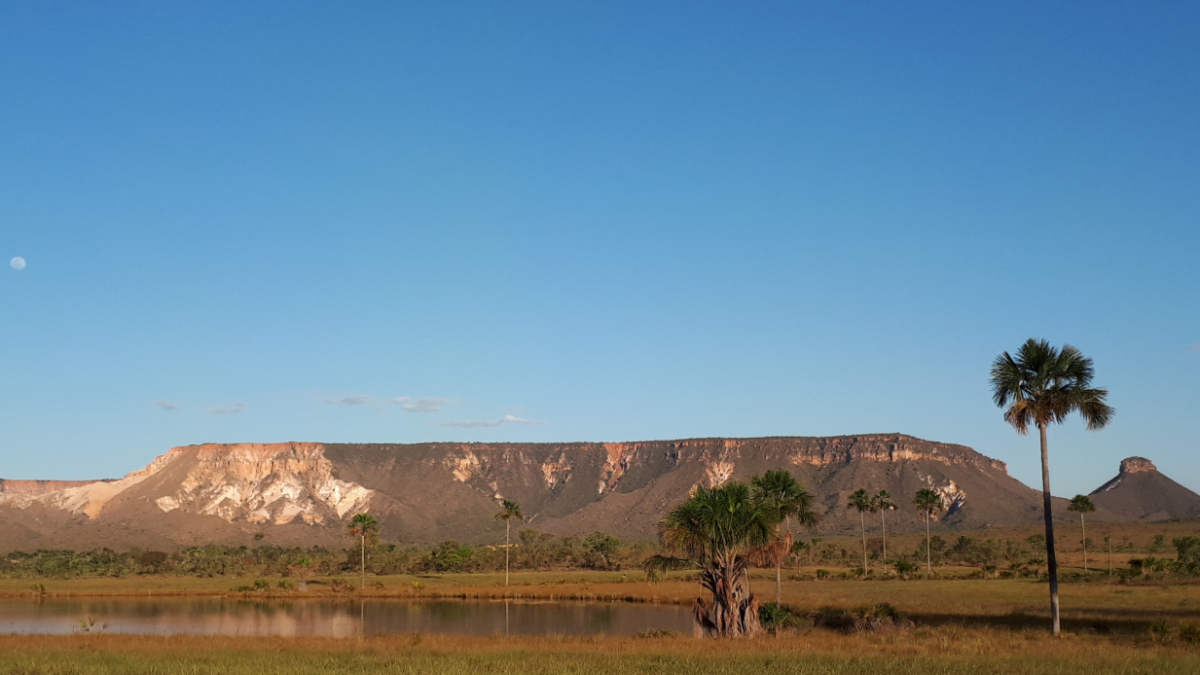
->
(339, 395, 372, 405)
(205, 401, 247, 414)
(390, 397, 457, 413)
(151, 400, 179, 411)
(1187, 342, 1200, 352)
(439, 414, 546, 428)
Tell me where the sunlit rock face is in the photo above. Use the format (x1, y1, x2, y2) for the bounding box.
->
(151, 443, 374, 525)
(1119, 457, 1156, 474)
(1, 443, 373, 526)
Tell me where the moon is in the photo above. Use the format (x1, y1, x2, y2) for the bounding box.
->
(10, 257, 25, 270)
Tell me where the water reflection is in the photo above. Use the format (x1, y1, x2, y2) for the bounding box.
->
(0, 598, 692, 637)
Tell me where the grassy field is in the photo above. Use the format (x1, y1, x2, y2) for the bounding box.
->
(1, 629, 1198, 675)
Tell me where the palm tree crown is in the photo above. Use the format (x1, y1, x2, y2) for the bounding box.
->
(751, 469, 817, 529)
(990, 339, 1113, 434)
(913, 488, 944, 518)
(347, 513, 379, 542)
(494, 499, 523, 523)
(1068, 494, 1096, 515)
(846, 489, 872, 514)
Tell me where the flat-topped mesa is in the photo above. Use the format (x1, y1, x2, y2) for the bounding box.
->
(1120, 456, 1157, 474)
(0, 479, 112, 498)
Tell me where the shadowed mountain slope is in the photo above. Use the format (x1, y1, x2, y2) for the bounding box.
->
(1089, 457, 1200, 521)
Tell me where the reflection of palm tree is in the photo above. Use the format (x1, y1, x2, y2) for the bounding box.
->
(347, 513, 378, 590)
(872, 490, 895, 569)
(643, 482, 776, 637)
(991, 338, 1113, 636)
(1068, 494, 1097, 573)
(846, 489, 873, 573)
(494, 500, 524, 586)
(751, 469, 818, 603)
(913, 488, 944, 578)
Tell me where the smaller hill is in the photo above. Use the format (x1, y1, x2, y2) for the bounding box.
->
(1088, 457, 1200, 521)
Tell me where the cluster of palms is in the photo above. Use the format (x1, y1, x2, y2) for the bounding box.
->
(846, 488, 946, 578)
(643, 337, 1110, 638)
(342, 500, 529, 590)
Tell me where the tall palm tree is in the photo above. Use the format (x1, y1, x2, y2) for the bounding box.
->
(991, 338, 1113, 636)
(913, 488, 945, 578)
(1068, 494, 1097, 574)
(751, 469, 819, 603)
(494, 499, 524, 586)
(644, 482, 777, 637)
(872, 490, 896, 570)
(347, 513, 378, 590)
(846, 489, 874, 573)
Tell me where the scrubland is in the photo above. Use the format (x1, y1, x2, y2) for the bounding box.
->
(2, 521, 1199, 673)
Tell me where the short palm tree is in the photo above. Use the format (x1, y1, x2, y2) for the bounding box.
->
(1068, 494, 1097, 573)
(913, 488, 945, 578)
(644, 482, 777, 637)
(991, 338, 1113, 636)
(347, 513, 378, 590)
(846, 489, 874, 573)
(751, 469, 818, 603)
(289, 556, 315, 592)
(494, 499, 524, 586)
(872, 490, 896, 569)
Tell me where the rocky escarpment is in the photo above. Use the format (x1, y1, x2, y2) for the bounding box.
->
(151, 443, 374, 525)
(0, 434, 1120, 549)
(0, 443, 373, 526)
(322, 434, 1047, 543)
(0, 479, 111, 499)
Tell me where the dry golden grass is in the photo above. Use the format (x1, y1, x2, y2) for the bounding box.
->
(1, 627, 1198, 674)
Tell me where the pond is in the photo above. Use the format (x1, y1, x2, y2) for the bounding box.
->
(0, 597, 694, 637)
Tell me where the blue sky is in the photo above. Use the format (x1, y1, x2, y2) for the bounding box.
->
(2, 1, 1198, 498)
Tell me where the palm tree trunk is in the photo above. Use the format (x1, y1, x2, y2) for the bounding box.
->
(860, 510, 867, 573)
(1080, 513, 1088, 574)
(360, 534, 366, 590)
(1107, 537, 1113, 577)
(880, 509, 887, 573)
(505, 518, 511, 587)
(1039, 423, 1061, 636)
(776, 515, 788, 604)
(775, 564, 781, 605)
(925, 510, 932, 579)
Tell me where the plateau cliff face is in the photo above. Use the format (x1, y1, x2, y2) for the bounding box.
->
(0, 434, 1125, 550)
(150, 443, 373, 525)
(324, 435, 1044, 544)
